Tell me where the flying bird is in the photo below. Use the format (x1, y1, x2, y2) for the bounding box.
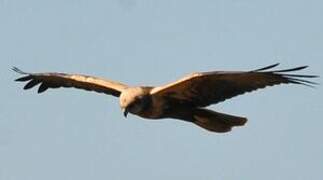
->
(13, 64, 318, 133)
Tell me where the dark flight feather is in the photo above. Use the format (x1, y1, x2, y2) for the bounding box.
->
(13, 67, 128, 97)
(151, 64, 318, 107)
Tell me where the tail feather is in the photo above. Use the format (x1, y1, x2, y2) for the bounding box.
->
(192, 109, 247, 133)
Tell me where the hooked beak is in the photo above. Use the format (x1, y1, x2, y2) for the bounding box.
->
(123, 108, 129, 118)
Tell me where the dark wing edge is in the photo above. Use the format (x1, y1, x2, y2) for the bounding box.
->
(12, 67, 128, 97)
(251, 63, 319, 87)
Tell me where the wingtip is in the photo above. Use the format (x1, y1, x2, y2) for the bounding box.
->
(274, 65, 309, 73)
(252, 63, 280, 72)
(13, 66, 34, 82)
(253, 64, 315, 74)
(12, 66, 28, 74)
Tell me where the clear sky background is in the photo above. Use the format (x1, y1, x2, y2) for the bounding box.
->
(1, 0, 322, 179)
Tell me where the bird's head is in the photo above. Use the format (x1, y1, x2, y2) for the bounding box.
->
(119, 87, 152, 117)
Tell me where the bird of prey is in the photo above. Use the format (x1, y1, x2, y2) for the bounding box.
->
(13, 64, 317, 133)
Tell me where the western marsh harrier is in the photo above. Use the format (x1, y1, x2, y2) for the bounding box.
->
(13, 64, 317, 133)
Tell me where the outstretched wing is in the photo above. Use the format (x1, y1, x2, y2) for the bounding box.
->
(13, 67, 128, 97)
(151, 63, 318, 107)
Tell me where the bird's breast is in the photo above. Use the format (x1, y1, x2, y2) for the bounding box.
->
(136, 96, 165, 119)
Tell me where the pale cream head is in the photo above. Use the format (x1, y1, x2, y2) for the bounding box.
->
(119, 87, 151, 117)
(119, 87, 146, 108)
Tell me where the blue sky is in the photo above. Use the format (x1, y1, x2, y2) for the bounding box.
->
(1, 0, 322, 179)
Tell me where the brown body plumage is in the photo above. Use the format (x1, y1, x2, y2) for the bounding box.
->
(13, 64, 318, 133)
